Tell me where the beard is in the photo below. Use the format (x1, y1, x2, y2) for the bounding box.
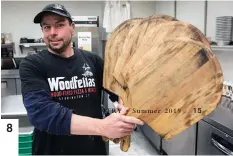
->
(48, 37, 72, 54)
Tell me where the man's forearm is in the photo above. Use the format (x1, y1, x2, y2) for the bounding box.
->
(70, 114, 105, 136)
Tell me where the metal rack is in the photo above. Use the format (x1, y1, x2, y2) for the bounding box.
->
(19, 43, 46, 54)
(211, 45, 233, 51)
(1, 42, 16, 57)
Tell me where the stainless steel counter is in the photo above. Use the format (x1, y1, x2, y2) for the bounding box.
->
(1, 95, 33, 134)
(203, 96, 233, 137)
(1, 95, 27, 116)
(1, 69, 20, 78)
(197, 96, 233, 155)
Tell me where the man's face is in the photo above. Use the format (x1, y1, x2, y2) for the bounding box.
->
(41, 13, 75, 54)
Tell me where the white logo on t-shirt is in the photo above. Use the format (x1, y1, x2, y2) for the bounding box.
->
(82, 63, 93, 77)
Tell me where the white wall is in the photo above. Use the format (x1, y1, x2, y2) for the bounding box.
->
(176, 1, 205, 33)
(206, 1, 233, 41)
(155, 1, 175, 17)
(130, 1, 157, 18)
(1, 1, 157, 57)
(213, 50, 233, 82)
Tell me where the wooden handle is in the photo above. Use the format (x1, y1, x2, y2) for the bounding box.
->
(120, 135, 131, 152)
(113, 138, 121, 144)
(102, 136, 121, 144)
(102, 136, 109, 142)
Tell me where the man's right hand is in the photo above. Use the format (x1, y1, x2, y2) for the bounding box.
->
(100, 106, 144, 139)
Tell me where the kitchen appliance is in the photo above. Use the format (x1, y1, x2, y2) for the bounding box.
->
(19, 37, 39, 43)
(215, 16, 233, 45)
(1, 33, 13, 44)
(72, 27, 106, 58)
(1, 58, 16, 69)
(1, 42, 16, 70)
(72, 16, 99, 27)
(14, 57, 24, 69)
(197, 96, 233, 155)
(223, 81, 233, 100)
(139, 124, 161, 152)
(197, 120, 233, 155)
(161, 124, 197, 155)
(1, 70, 21, 97)
(1, 42, 15, 58)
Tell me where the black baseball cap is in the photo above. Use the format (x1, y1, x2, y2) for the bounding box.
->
(33, 4, 73, 24)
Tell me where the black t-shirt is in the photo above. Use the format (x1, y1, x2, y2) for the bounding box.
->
(19, 48, 117, 155)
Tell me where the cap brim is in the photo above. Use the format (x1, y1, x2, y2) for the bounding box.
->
(33, 10, 70, 24)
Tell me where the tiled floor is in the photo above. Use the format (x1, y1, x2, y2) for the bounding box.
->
(109, 128, 160, 155)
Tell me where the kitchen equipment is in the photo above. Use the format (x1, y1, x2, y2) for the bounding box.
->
(1, 42, 17, 70)
(72, 27, 106, 58)
(14, 57, 24, 69)
(139, 123, 162, 152)
(1, 33, 12, 44)
(20, 38, 36, 43)
(215, 16, 233, 45)
(197, 96, 233, 155)
(1, 69, 21, 96)
(161, 124, 197, 155)
(20, 38, 27, 43)
(1, 33, 6, 44)
(103, 14, 223, 152)
(198, 124, 233, 155)
(1, 42, 15, 58)
(1, 58, 16, 69)
(72, 16, 99, 27)
(223, 81, 233, 100)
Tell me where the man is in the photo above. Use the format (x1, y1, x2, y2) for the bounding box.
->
(19, 3, 144, 155)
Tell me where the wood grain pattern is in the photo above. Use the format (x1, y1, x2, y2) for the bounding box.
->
(122, 22, 211, 84)
(102, 18, 142, 148)
(113, 15, 177, 88)
(125, 41, 223, 139)
(103, 18, 142, 105)
(109, 15, 178, 151)
(103, 14, 223, 152)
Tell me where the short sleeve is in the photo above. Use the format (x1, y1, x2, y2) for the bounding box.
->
(19, 55, 50, 95)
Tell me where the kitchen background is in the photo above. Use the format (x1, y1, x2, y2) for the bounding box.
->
(2, 0, 233, 80)
(1, 0, 233, 155)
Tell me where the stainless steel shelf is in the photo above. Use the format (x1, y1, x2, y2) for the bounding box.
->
(211, 45, 233, 51)
(19, 43, 47, 54)
(19, 43, 46, 47)
(1, 42, 15, 48)
(19, 126, 34, 134)
(1, 95, 27, 117)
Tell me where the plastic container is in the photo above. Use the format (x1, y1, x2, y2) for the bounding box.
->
(19, 154, 32, 156)
(18, 147, 32, 154)
(4, 33, 12, 44)
(19, 141, 32, 149)
(19, 133, 33, 142)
